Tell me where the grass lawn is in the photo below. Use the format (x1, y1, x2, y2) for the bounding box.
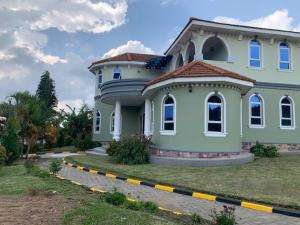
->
(66, 154, 300, 209)
(0, 162, 198, 225)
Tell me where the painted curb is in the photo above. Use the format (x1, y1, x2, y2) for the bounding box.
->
(54, 174, 182, 216)
(63, 160, 300, 218)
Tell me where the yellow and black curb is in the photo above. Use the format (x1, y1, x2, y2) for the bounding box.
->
(54, 174, 182, 216)
(63, 160, 300, 218)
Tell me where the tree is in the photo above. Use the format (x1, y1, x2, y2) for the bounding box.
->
(36, 71, 58, 110)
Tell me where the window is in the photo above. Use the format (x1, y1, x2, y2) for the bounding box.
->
(161, 95, 175, 134)
(98, 70, 103, 84)
(249, 95, 264, 127)
(206, 95, 223, 133)
(113, 66, 121, 80)
(249, 40, 261, 68)
(110, 111, 115, 133)
(280, 96, 295, 128)
(95, 111, 101, 133)
(279, 42, 291, 70)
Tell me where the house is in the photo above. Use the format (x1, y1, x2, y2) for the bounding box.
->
(89, 18, 300, 165)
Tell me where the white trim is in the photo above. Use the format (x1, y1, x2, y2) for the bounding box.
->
(143, 77, 253, 96)
(112, 66, 122, 80)
(279, 95, 296, 130)
(278, 42, 292, 71)
(89, 61, 145, 71)
(94, 110, 101, 134)
(151, 101, 154, 135)
(240, 98, 243, 137)
(204, 91, 227, 136)
(248, 39, 263, 69)
(200, 34, 231, 62)
(248, 94, 265, 128)
(160, 94, 176, 135)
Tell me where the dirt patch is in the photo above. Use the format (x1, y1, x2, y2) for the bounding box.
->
(0, 193, 73, 225)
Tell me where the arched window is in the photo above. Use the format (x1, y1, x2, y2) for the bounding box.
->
(249, 94, 264, 127)
(95, 111, 101, 133)
(113, 66, 121, 80)
(280, 96, 295, 128)
(279, 42, 290, 70)
(186, 42, 195, 63)
(176, 54, 183, 68)
(206, 94, 224, 134)
(110, 111, 115, 133)
(249, 40, 261, 68)
(202, 37, 228, 61)
(161, 95, 176, 133)
(98, 70, 103, 84)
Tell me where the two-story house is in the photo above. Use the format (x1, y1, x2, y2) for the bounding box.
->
(89, 18, 300, 165)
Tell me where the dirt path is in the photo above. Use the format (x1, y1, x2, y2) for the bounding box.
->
(0, 194, 71, 225)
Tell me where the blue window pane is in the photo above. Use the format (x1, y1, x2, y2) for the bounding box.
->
(113, 73, 121, 80)
(251, 46, 260, 59)
(251, 118, 261, 125)
(251, 103, 261, 117)
(280, 62, 290, 70)
(282, 119, 291, 126)
(209, 104, 221, 121)
(164, 123, 174, 131)
(250, 95, 261, 103)
(280, 49, 289, 62)
(208, 123, 221, 132)
(99, 75, 102, 84)
(250, 60, 260, 67)
(280, 42, 288, 48)
(282, 105, 291, 118)
(164, 105, 173, 121)
(96, 118, 100, 125)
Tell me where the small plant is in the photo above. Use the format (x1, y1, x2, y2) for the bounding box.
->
(211, 205, 237, 225)
(106, 140, 121, 157)
(49, 159, 62, 175)
(28, 166, 50, 178)
(191, 213, 204, 224)
(143, 201, 159, 213)
(24, 159, 35, 170)
(125, 200, 142, 211)
(250, 142, 279, 158)
(105, 190, 127, 206)
(0, 145, 7, 167)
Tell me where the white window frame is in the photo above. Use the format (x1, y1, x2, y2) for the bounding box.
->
(248, 39, 262, 69)
(98, 70, 103, 85)
(95, 110, 101, 133)
(204, 92, 227, 137)
(150, 101, 154, 135)
(278, 42, 291, 71)
(160, 94, 176, 135)
(279, 96, 296, 130)
(249, 94, 265, 128)
(112, 66, 122, 80)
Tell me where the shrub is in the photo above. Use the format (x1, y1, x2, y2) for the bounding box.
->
(2, 128, 20, 164)
(125, 200, 142, 211)
(211, 205, 237, 225)
(250, 142, 279, 158)
(0, 145, 7, 167)
(143, 201, 159, 213)
(106, 140, 121, 156)
(49, 159, 62, 175)
(30, 143, 43, 154)
(110, 135, 150, 165)
(191, 213, 204, 224)
(28, 166, 50, 178)
(24, 159, 35, 170)
(105, 190, 127, 206)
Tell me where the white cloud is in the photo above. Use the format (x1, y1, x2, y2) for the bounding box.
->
(214, 9, 300, 31)
(102, 40, 155, 58)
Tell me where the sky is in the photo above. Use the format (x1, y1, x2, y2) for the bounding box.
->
(1, 0, 300, 110)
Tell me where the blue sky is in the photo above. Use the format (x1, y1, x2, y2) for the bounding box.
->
(1, 0, 300, 109)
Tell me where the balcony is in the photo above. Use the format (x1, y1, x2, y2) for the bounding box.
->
(96, 79, 150, 106)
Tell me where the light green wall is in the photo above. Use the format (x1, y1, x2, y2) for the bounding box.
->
(151, 86, 242, 152)
(172, 32, 300, 85)
(242, 87, 300, 144)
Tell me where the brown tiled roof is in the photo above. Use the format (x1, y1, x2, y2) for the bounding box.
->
(89, 53, 160, 69)
(145, 60, 255, 87)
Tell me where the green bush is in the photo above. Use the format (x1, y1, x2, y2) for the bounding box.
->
(142, 201, 159, 213)
(106, 140, 121, 156)
(74, 136, 102, 151)
(211, 205, 237, 225)
(49, 159, 62, 175)
(105, 190, 127, 206)
(64, 136, 74, 146)
(2, 128, 20, 164)
(28, 166, 50, 178)
(29, 143, 43, 154)
(191, 213, 204, 224)
(250, 142, 279, 158)
(108, 135, 150, 165)
(0, 145, 7, 166)
(125, 200, 142, 211)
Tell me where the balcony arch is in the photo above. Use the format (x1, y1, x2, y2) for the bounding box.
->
(202, 36, 229, 61)
(175, 53, 184, 68)
(185, 41, 196, 63)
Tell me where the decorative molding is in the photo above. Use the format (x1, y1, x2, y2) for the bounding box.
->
(238, 34, 243, 41)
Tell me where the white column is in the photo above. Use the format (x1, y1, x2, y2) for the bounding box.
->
(113, 100, 121, 141)
(144, 98, 151, 137)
